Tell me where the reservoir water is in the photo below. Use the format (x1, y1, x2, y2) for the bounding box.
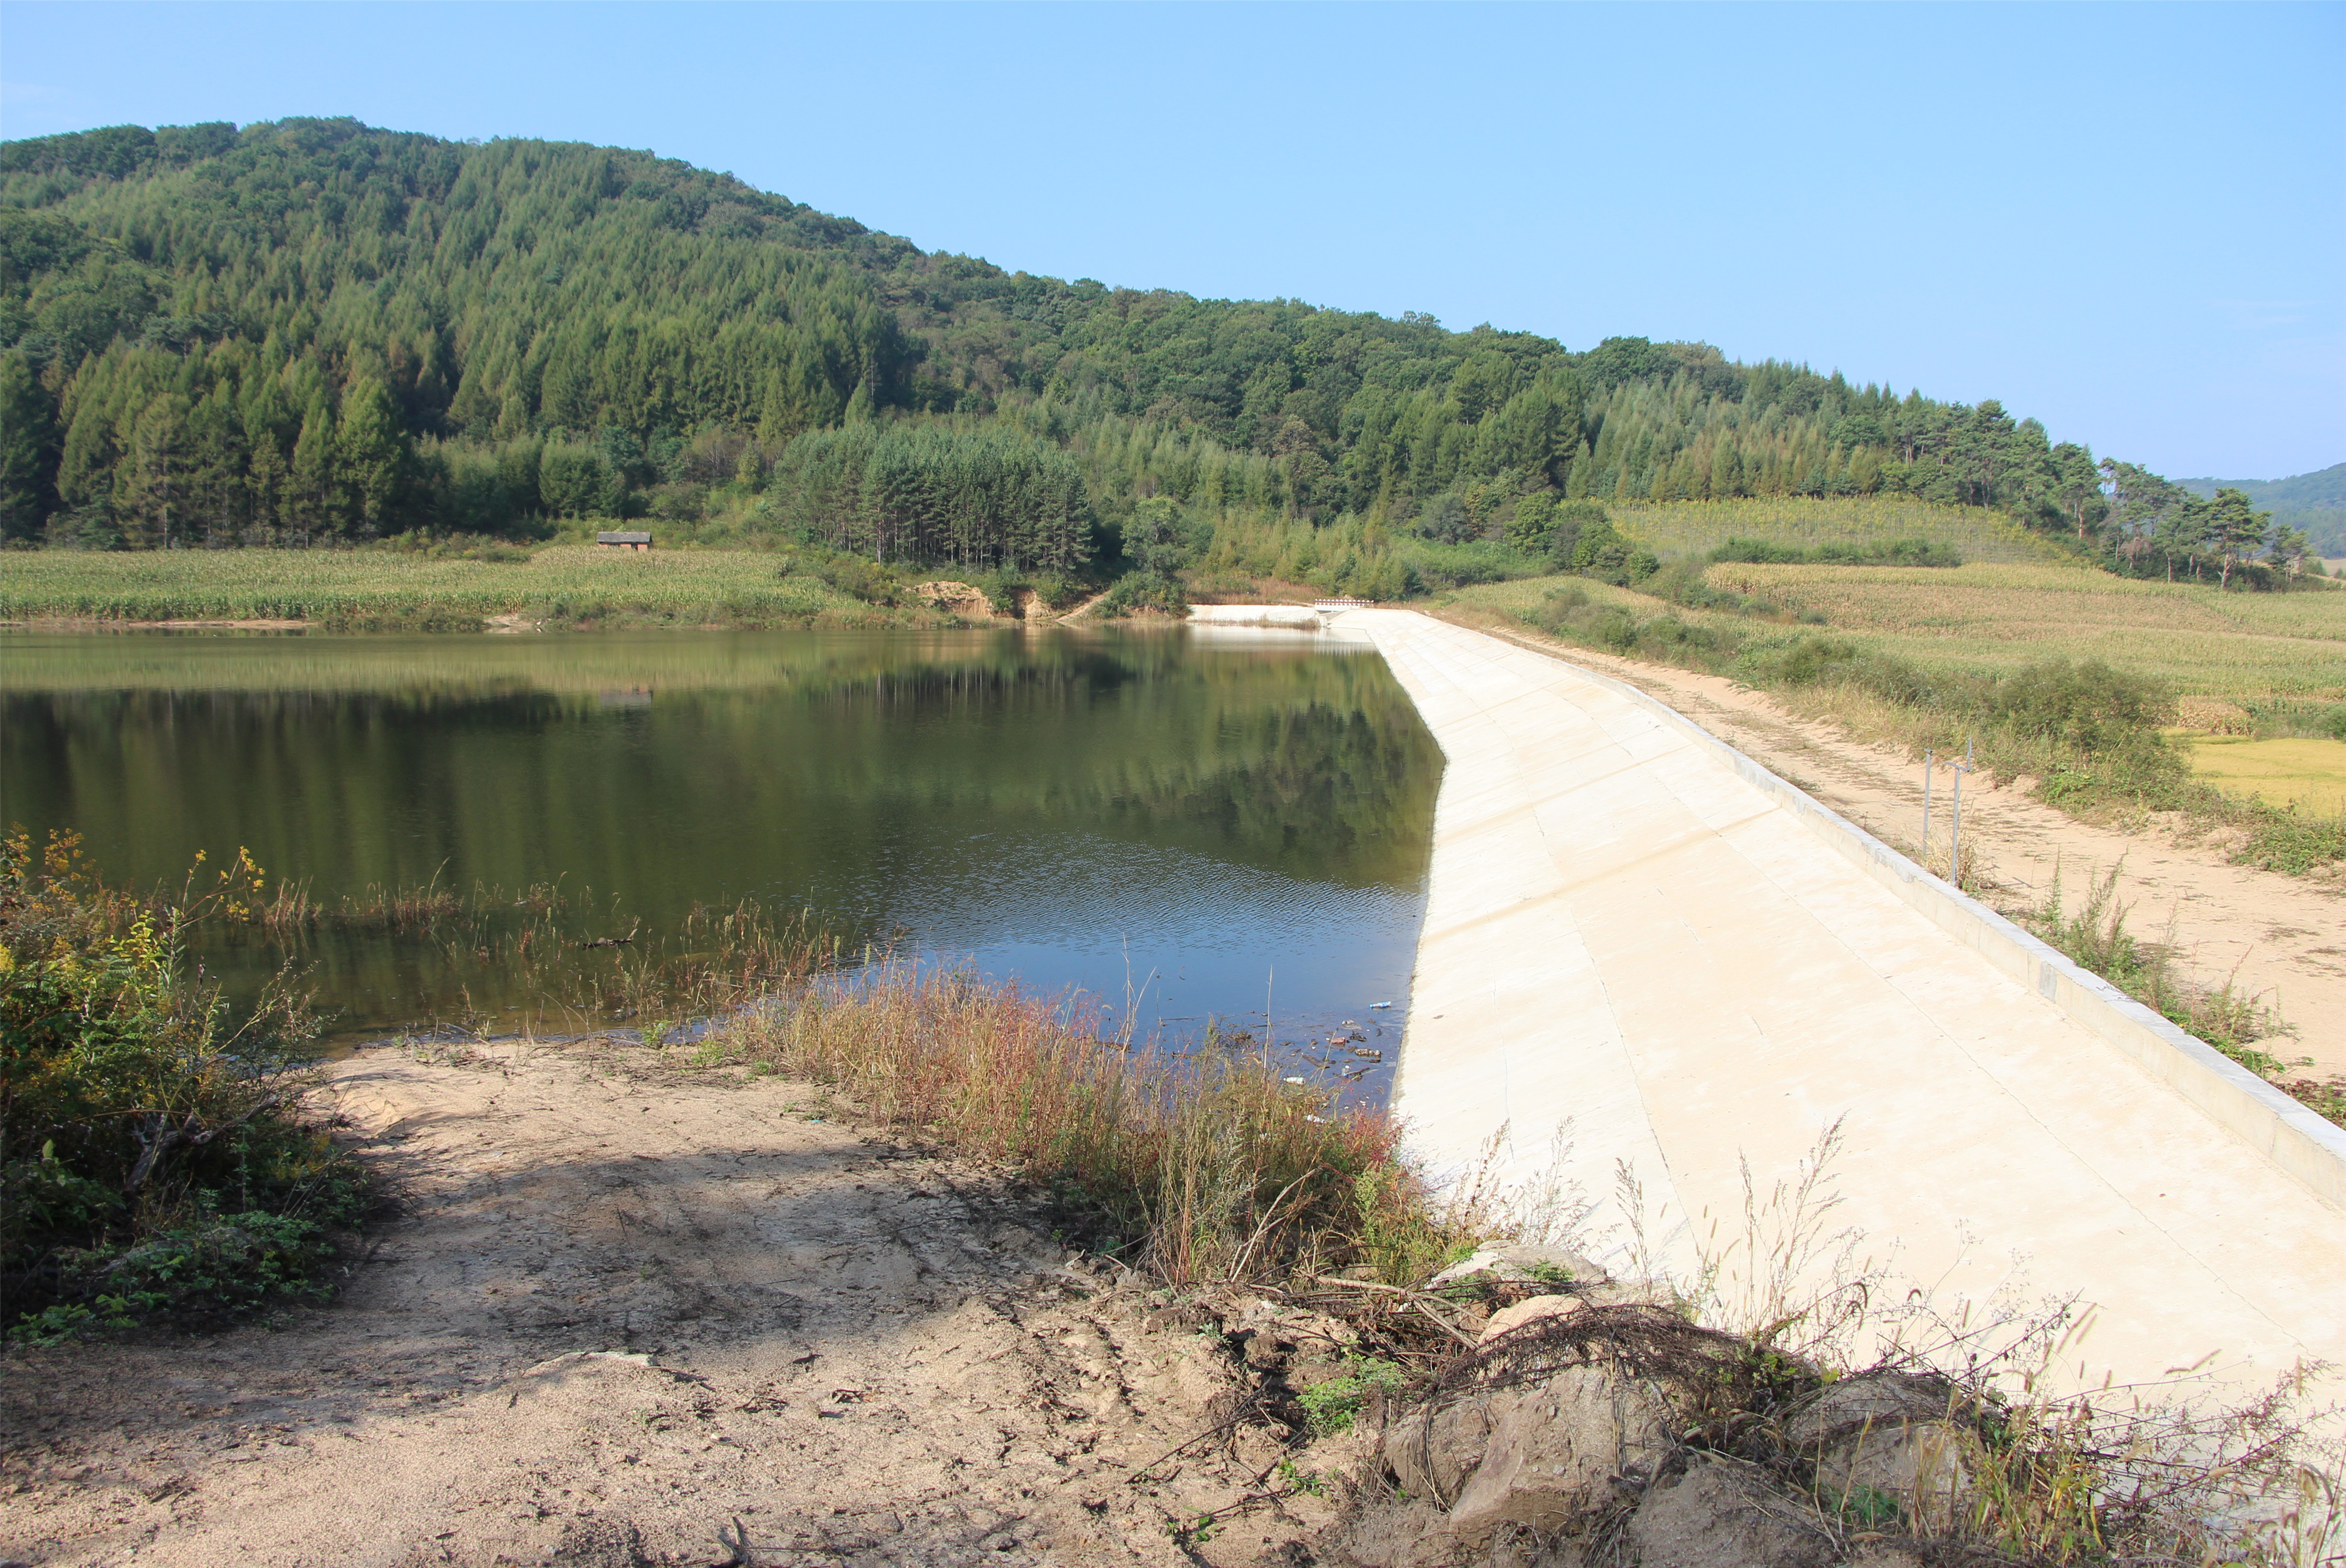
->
(1, 627, 1439, 1091)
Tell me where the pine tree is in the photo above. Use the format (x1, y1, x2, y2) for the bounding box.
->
(2203, 489, 2270, 589)
(336, 379, 408, 538)
(0, 352, 56, 542)
(117, 393, 190, 549)
(289, 394, 339, 545)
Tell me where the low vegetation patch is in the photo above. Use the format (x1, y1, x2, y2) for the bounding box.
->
(2184, 735, 2346, 815)
(2023, 858, 2342, 1128)
(1609, 495, 2047, 565)
(1, 832, 367, 1340)
(1711, 533, 1962, 567)
(1701, 560, 2346, 697)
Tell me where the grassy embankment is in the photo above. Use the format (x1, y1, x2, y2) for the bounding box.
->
(8, 839, 2334, 1564)
(0, 543, 976, 630)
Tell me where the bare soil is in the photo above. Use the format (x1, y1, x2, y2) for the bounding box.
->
(1444, 610, 2346, 1079)
(0, 1039, 1359, 1567)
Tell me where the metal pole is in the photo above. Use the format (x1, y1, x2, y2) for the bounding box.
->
(1950, 739, 1972, 886)
(1922, 749, 1933, 861)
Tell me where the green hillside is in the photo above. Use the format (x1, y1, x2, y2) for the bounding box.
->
(0, 116, 2317, 598)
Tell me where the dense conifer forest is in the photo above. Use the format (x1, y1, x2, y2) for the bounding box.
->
(0, 117, 2326, 589)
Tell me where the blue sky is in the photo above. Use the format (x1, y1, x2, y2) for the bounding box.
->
(2, 2, 2339, 480)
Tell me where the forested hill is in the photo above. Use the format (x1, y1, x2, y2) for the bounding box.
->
(0, 117, 2177, 568)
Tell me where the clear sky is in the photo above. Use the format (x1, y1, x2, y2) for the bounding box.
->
(2, 1, 2339, 480)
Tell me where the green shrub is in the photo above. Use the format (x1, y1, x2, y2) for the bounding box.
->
(1, 831, 365, 1337)
(1556, 516, 1659, 584)
(1712, 535, 1961, 567)
(16, 1210, 340, 1342)
(1982, 658, 2173, 753)
(808, 554, 908, 605)
(1737, 632, 1864, 687)
(1526, 584, 1744, 664)
(1397, 539, 1547, 590)
(1099, 569, 1190, 617)
(1295, 1356, 1407, 1437)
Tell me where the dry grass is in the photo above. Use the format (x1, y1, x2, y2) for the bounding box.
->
(1649, 1124, 2346, 1566)
(686, 963, 1465, 1290)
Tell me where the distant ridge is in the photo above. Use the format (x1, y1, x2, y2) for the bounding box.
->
(2177, 463, 2346, 553)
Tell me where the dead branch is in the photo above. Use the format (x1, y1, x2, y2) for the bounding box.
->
(123, 1093, 284, 1194)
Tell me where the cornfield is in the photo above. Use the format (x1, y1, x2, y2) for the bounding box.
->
(0, 546, 937, 628)
(1612, 497, 2053, 564)
(1700, 562, 2346, 699)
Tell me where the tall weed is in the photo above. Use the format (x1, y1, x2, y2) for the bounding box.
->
(692, 963, 1480, 1290)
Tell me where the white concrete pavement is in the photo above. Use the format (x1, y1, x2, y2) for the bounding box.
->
(1339, 608, 2346, 1396)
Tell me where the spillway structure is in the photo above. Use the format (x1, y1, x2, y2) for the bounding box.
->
(1327, 608, 2346, 1398)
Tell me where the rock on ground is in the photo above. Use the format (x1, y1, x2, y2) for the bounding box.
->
(1623, 1455, 1835, 1568)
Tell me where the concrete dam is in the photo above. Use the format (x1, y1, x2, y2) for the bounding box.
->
(1321, 608, 2346, 1397)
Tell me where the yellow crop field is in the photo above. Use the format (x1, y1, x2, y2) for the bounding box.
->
(0, 546, 917, 627)
(1612, 497, 2052, 564)
(1701, 561, 2346, 699)
(2184, 737, 2346, 814)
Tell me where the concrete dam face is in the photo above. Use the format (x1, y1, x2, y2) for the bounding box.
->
(1331, 609, 2345, 1398)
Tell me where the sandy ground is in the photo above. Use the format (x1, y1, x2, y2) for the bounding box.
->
(1, 1039, 1357, 1567)
(1442, 611, 2346, 1081)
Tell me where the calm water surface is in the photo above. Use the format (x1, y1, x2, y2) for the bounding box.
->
(1, 627, 1439, 1089)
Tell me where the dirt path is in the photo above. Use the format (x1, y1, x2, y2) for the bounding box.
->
(1, 1040, 1356, 1567)
(1053, 591, 1113, 625)
(1441, 610, 2346, 1080)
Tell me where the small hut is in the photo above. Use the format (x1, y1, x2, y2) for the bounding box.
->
(596, 531, 653, 551)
